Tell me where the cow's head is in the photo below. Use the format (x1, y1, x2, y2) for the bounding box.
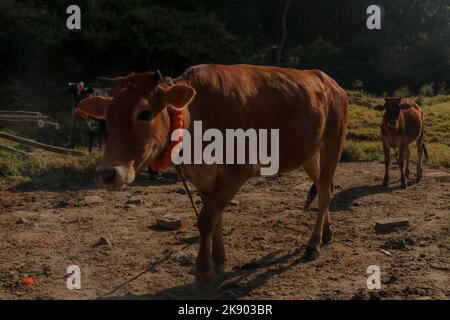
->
(86, 71, 195, 190)
(374, 97, 412, 130)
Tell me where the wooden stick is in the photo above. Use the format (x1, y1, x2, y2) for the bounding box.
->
(0, 111, 43, 116)
(0, 119, 45, 128)
(0, 132, 85, 157)
(0, 144, 32, 157)
(0, 115, 51, 121)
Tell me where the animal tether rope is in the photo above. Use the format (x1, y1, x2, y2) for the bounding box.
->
(149, 99, 200, 217)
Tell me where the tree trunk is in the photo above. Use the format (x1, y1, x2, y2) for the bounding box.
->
(276, 0, 291, 66)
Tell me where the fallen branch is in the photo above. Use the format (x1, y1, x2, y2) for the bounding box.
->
(0, 144, 32, 157)
(0, 132, 85, 157)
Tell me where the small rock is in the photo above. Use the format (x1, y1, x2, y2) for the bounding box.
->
(93, 236, 112, 247)
(16, 217, 28, 224)
(54, 200, 69, 208)
(375, 218, 410, 234)
(176, 188, 187, 195)
(155, 215, 183, 231)
(124, 204, 136, 210)
(126, 198, 145, 205)
(84, 195, 103, 205)
(230, 200, 240, 206)
(380, 249, 392, 256)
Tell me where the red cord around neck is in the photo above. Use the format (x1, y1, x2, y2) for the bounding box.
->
(150, 110, 184, 171)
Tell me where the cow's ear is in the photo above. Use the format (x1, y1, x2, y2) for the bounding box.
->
(77, 96, 112, 120)
(163, 84, 196, 110)
(374, 104, 385, 111)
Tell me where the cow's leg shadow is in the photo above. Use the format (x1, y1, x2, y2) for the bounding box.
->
(99, 248, 309, 300)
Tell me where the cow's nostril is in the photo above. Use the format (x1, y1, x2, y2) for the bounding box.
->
(97, 169, 116, 185)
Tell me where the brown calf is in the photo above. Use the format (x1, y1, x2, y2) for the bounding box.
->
(374, 97, 427, 188)
(88, 65, 348, 284)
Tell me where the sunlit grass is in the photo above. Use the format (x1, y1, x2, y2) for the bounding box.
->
(344, 99, 450, 168)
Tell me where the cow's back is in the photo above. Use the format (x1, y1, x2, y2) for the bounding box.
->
(401, 100, 424, 143)
(177, 64, 348, 171)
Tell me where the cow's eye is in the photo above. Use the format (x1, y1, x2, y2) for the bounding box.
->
(137, 109, 152, 121)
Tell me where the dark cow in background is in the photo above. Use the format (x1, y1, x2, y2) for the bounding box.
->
(375, 97, 428, 188)
(67, 82, 110, 153)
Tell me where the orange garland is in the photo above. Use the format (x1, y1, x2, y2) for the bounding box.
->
(150, 111, 184, 171)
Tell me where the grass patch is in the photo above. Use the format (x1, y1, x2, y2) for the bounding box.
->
(344, 101, 450, 167)
(0, 146, 99, 189)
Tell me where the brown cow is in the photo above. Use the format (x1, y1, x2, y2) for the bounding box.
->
(374, 97, 428, 188)
(91, 65, 348, 284)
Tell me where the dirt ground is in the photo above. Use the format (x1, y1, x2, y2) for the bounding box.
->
(0, 162, 449, 300)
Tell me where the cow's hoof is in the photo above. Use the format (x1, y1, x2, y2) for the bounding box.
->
(196, 264, 216, 285)
(303, 246, 320, 261)
(382, 180, 389, 187)
(322, 228, 333, 245)
(400, 183, 407, 189)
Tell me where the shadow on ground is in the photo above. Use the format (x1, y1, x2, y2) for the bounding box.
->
(99, 247, 313, 300)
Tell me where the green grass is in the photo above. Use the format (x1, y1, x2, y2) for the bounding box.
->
(0, 144, 99, 189)
(343, 99, 450, 168)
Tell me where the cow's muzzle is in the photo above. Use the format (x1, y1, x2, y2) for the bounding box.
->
(95, 165, 135, 190)
(387, 120, 398, 129)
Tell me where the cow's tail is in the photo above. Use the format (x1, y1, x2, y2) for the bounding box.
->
(422, 143, 430, 162)
(304, 183, 318, 211)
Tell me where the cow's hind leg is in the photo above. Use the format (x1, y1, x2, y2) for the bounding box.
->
(382, 141, 391, 187)
(416, 138, 423, 182)
(405, 145, 411, 180)
(399, 142, 407, 188)
(304, 141, 342, 260)
(303, 153, 333, 245)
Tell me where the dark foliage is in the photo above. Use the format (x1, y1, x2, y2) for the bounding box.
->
(0, 0, 448, 96)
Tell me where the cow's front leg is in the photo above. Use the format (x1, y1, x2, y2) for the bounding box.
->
(399, 142, 407, 188)
(195, 177, 245, 284)
(382, 141, 391, 187)
(212, 215, 225, 273)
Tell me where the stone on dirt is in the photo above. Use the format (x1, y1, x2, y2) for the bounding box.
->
(126, 198, 145, 205)
(16, 217, 28, 224)
(176, 187, 186, 195)
(374, 218, 410, 234)
(230, 199, 240, 206)
(156, 215, 183, 231)
(93, 236, 112, 247)
(84, 195, 103, 205)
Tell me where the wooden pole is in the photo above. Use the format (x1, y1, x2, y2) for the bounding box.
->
(0, 119, 45, 128)
(0, 144, 32, 157)
(0, 115, 51, 121)
(0, 132, 85, 157)
(0, 111, 43, 116)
